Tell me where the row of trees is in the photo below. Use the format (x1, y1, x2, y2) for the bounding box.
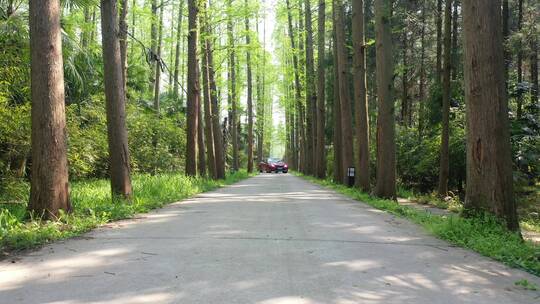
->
(7, 0, 276, 218)
(275, 0, 538, 231)
(28, 0, 134, 215)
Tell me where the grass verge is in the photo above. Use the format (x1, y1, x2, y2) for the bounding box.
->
(0, 171, 250, 254)
(297, 173, 540, 277)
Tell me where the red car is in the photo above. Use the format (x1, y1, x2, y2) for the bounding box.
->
(258, 158, 289, 173)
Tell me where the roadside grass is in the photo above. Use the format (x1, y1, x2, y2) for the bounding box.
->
(297, 174, 540, 277)
(0, 171, 250, 254)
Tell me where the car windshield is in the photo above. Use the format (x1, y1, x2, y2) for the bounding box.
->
(267, 158, 281, 164)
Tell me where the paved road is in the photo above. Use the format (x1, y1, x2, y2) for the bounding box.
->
(1, 174, 539, 304)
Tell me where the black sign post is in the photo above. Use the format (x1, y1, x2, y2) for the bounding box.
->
(347, 167, 355, 187)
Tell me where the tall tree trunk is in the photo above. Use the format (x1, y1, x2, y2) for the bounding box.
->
(531, 38, 539, 104)
(206, 2, 225, 179)
(227, 0, 239, 171)
(502, 0, 510, 88)
(352, 0, 370, 191)
(286, 0, 305, 172)
(401, 9, 409, 126)
(185, 0, 199, 176)
(436, 0, 443, 83)
(173, 0, 185, 105)
(90, 8, 97, 44)
(153, 1, 164, 113)
(201, 2, 216, 178)
(245, 0, 254, 173)
(149, 0, 158, 93)
(438, 0, 452, 197)
(332, 30, 343, 184)
(315, 0, 326, 179)
(334, 0, 354, 184)
(418, 0, 426, 139)
(256, 70, 264, 164)
(304, 0, 316, 176)
(451, 0, 459, 81)
(198, 92, 206, 177)
(374, 0, 396, 199)
(298, 1, 307, 173)
(168, 4, 176, 88)
(130, 0, 136, 55)
(256, 20, 266, 166)
(462, 0, 519, 231)
(28, 0, 71, 218)
(100, 0, 133, 199)
(81, 6, 92, 48)
(516, 0, 523, 118)
(119, 0, 128, 93)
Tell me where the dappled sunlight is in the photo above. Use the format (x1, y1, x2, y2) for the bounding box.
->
(43, 292, 176, 304)
(0, 247, 131, 292)
(256, 296, 319, 304)
(324, 260, 382, 272)
(379, 273, 438, 290)
(1, 174, 539, 304)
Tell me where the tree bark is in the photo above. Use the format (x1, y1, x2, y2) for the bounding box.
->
(516, 0, 523, 118)
(331, 26, 343, 184)
(100, 0, 133, 199)
(436, 0, 443, 83)
(256, 19, 266, 166)
(245, 0, 254, 173)
(531, 38, 539, 104)
(201, 2, 216, 178)
(90, 8, 97, 44)
(334, 0, 354, 184)
(451, 0, 459, 81)
(185, 0, 199, 176)
(81, 6, 92, 48)
(304, 0, 316, 176)
(502, 0, 509, 88)
(352, 0, 370, 191)
(374, 0, 396, 199)
(173, 0, 185, 105)
(418, 0, 426, 139)
(205, 2, 225, 179)
(153, 1, 164, 113)
(149, 0, 158, 93)
(298, 1, 307, 173)
(119, 0, 128, 93)
(400, 11, 409, 126)
(28, 0, 71, 218)
(227, 0, 239, 171)
(462, 0, 519, 231)
(286, 0, 305, 172)
(315, 0, 326, 179)
(437, 0, 452, 197)
(198, 90, 206, 177)
(168, 5, 176, 88)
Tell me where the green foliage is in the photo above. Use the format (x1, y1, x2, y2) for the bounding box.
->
(515, 279, 539, 291)
(396, 120, 466, 193)
(0, 171, 250, 252)
(298, 174, 540, 277)
(511, 106, 540, 186)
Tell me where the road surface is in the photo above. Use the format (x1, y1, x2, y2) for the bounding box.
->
(1, 174, 539, 303)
